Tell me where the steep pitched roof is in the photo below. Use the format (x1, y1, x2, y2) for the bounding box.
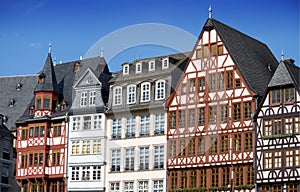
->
(35, 52, 60, 93)
(0, 75, 37, 129)
(268, 59, 300, 90)
(205, 18, 279, 96)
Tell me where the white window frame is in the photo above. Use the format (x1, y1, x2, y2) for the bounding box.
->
(140, 115, 150, 136)
(72, 117, 81, 131)
(113, 87, 122, 106)
(162, 58, 169, 69)
(139, 147, 149, 170)
(80, 92, 87, 107)
(141, 82, 151, 102)
(111, 150, 121, 172)
(138, 181, 149, 192)
(92, 140, 101, 154)
(83, 116, 91, 130)
(110, 182, 120, 192)
(71, 167, 80, 181)
(124, 181, 134, 192)
(92, 166, 101, 180)
(126, 117, 136, 138)
(89, 91, 96, 106)
(154, 113, 165, 135)
(136, 63, 142, 73)
(127, 84, 136, 104)
(93, 115, 102, 129)
(112, 118, 122, 138)
(125, 148, 135, 171)
(154, 146, 164, 169)
(149, 60, 155, 71)
(153, 180, 164, 192)
(155, 80, 165, 100)
(123, 64, 129, 75)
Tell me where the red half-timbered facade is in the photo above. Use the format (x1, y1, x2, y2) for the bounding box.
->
(16, 50, 67, 192)
(166, 17, 278, 191)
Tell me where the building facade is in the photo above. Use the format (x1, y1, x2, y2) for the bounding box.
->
(255, 59, 300, 191)
(105, 53, 188, 191)
(166, 17, 278, 191)
(67, 57, 111, 191)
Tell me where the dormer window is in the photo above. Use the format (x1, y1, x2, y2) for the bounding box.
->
(29, 105, 35, 115)
(9, 99, 15, 107)
(149, 61, 155, 71)
(38, 73, 45, 83)
(136, 63, 142, 73)
(162, 58, 169, 69)
(16, 83, 22, 91)
(123, 64, 129, 75)
(74, 62, 80, 72)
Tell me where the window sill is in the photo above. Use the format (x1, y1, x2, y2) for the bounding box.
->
(263, 134, 293, 139)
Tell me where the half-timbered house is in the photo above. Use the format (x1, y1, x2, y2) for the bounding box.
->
(255, 59, 300, 192)
(166, 16, 278, 191)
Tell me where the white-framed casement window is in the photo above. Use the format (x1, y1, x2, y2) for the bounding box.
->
(149, 61, 155, 71)
(124, 181, 134, 192)
(110, 182, 120, 192)
(125, 148, 135, 171)
(155, 80, 165, 100)
(140, 115, 150, 136)
(113, 87, 122, 105)
(92, 140, 101, 154)
(93, 115, 102, 129)
(153, 180, 164, 192)
(138, 181, 149, 192)
(72, 117, 81, 131)
(154, 146, 164, 169)
(154, 113, 165, 135)
(71, 167, 80, 181)
(162, 58, 169, 69)
(83, 116, 91, 130)
(127, 84, 136, 104)
(139, 147, 149, 170)
(123, 64, 129, 75)
(89, 91, 96, 106)
(141, 82, 151, 102)
(80, 92, 87, 107)
(111, 149, 121, 172)
(82, 166, 90, 180)
(112, 118, 122, 139)
(92, 166, 101, 180)
(126, 117, 136, 138)
(136, 63, 142, 73)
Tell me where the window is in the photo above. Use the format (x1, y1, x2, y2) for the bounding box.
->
(53, 124, 61, 137)
(245, 133, 253, 151)
(220, 135, 228, 153)
(211, 168, 218, 187)
(233, 103, 241, 121)
(113, 87, 122, 105)
(82, 116, 91, 130)
(222, 167, 230, 186)
(190, 170, 197, 188)
(154, 114, 164, 135)
(271, 89, 281, 105)
(210, 136, 218, 154)
(21, 128, 28, 140)
(225, 71, 233, 89)
(264, 151, 272, 169)
(188, 109, 195, 127)
(217, 73, 224, 90)
(180, 171, 187, 188)
(154, 146, 164, 169)
(80, 92, 87, 107)
(162, 58, 169, 69)
(198, 137, 205, 155)
(155, 80, 165, 100)
(37, 98, 41, 109)
(52, 151, 60, 166)
(181, 83, 186, 94)
(140, 115, 150, 136)
(93, 140, 101, 154)
(198, 77, 205, 92)
(285, 150, 293, 167)
(188, 138, 196, 156)
(179, 139, 186, 157)
(123, 64, 129, 75)
(29, 127, 34, 137)
(169, 112, 176, 128)
(235, 166, 243, 186)
(125, 148, 135, 171)
(110, 182, 120, 192)
(21, 154, 27, 168)
(89, 91, 96, 106)
(71, 141, 80, 155)
(247, 165, 254, 185)
(139, 147, 149, 170)
(199, 169, 206, 187)
(141, 82, 150, 102)
(138, 181, 149, 192)
(136, 63, 142, 73)
(111, 149, 121, 172)
(288, 183, 298, 192)
(112, 118, 122, 139)
(284, 87, 294, 102)
(124, 182, 134, 192)
(272, 185, 283, 192)
(264, 119, 272, 136)
(82, 166, 90, 180)
(198, 108, 205, 125)
(169, 140, 176, 158)
(209, 74, 216, 91)
(125, 117, 136, 138)
(220, 105, 228, 122)
(274, 119, 282, 135)
(233, 134, 241, 152)
(44, 98, 50, 109)
(244, 102, 252, 120)
(274, 150, 282, 168)
(127, 85, 136, 104)
(93, 115, 102, 129)
(188, 79, 196, 93)
(71, 167, 80, 181)
(170, 171, 178, 189)
(92, 166, 101, 180)
(149, 61, 155, 71)
(153, 180, 163, 192)
(82, 140, 91, 154)
(209, 106, 217, 124)
(178, 110, 185, 127)
(72, 117, 81, 131)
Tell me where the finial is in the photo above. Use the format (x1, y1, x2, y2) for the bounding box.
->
(281, 49, 284, 61)
(208, 5, 212, 18)
(100, 48, 104, 57)
(48, 43, 52, 53)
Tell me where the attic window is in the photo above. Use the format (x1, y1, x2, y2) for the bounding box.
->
(60, 101, 67, 111)
(136, 63, 142, 73)
(123, 64, 129, 75)
(16, 83, 22, 91)
(162, 58, 169, 69)
(74, 62, 80, 72)
(29, 105, 35, 115)
(9, 99, 15, 107)
(38, 73, 45, 83)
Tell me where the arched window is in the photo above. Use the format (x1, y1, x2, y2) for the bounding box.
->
(141, 82, 151, 102)
(155, 80, 165, 100)
(113, 86, 122, 105)
(127, 84, 136, 104)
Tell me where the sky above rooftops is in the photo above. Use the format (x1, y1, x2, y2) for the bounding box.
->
(0, 0, 299, 76)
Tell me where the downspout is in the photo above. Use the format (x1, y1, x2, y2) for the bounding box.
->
(253, 96, 260, 192)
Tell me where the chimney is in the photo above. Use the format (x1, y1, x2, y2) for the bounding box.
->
(284, 58, 295, 65)
(80, 56, 83, 60)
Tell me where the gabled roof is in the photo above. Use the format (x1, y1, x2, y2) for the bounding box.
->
(205, 18, 279, 96)
(34, 52, 60, 93)
(268, 59, 300, 91)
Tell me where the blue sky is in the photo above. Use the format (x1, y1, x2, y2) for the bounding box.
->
(0, 0, 299, 76)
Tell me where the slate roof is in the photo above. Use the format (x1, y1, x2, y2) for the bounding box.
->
(0, 75, 37, 129)
(268, 59, 300, 90)
(205, 18, 279, 97)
